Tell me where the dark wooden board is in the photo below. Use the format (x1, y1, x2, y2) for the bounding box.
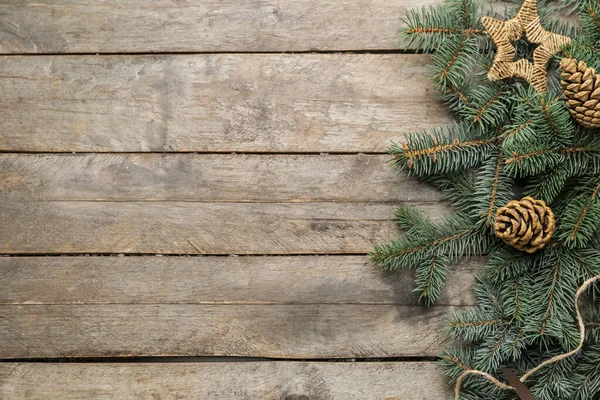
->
(0, 200, 452, 255)
(0, 303, 457, 358)
(0, 0, 439, 53)
(0, 256, 480, 305)
(0, 154, 440, 202)
(0, 54, 450, 152)
(0, 362, 452, 399)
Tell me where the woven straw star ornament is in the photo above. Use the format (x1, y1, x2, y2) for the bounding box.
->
(482, 0, 571, 94)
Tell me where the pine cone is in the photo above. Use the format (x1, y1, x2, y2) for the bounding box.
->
(560, 57, 600, 128)
(494, 196, 555, 253)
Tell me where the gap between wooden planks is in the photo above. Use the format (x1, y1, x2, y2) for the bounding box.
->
(0, 53, 451, 153)
(0, 362, 452, 399)
(0, 152, 452, 254)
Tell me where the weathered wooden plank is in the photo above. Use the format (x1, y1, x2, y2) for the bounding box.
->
(0, 54, 451, 152)
(0, 0, 439, 54)
(0, 154, 440, 202)
(0, 201, 450, 255)
(0, 256, 480, 306)
(0, 362, 451, 399)
(0, 304, 455, 358)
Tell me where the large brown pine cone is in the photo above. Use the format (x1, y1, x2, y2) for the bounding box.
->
(494, 196, 555, 253)
(560, 57, 600, 128)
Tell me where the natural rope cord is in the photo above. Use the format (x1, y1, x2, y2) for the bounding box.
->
(454, 274, 600, 399)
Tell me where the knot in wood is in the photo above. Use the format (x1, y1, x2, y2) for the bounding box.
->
(285, 395, 310, 400)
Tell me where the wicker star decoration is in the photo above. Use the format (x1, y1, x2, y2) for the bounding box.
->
(481, 0, 571, 93)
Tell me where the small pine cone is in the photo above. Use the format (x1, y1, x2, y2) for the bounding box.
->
(494, 196, 555, 253)
(560, 58, 600, 129)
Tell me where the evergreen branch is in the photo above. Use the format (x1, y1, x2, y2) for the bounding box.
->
(395, 204, 435, 231)
(524, 249, 580, 348)
(371, 228, 474, 265)
(447, 306, 508, 342)
(581, 0, 600, 41)
(558, 178, 600, 249)
(388, 123, 495, 176)
(504, 149, 562, 176)
(484, 150, 503, 227)
(415, 254, 451, 305)
(523, 164, 569, 204)
(486, 247, 534, 281)
(542, 100, 562, 142)
(471, 149, 516, 229)
(402, 139, 494, 160)
(424, 172, 477, 210)
(371, 214, 491, 303)
(442, 354, 472, 371)
(505, 149, 552, 164)
(540, 256, 561, 335)
(473, 90, 502, 124)
(430, 35, 479, 91)
(445, 84, 471, 104)
(451, 319, 507, 329)
(500, 119, 533, 140)
(405, 26, 485, 36)
(400, 1, 487, 52)
(460, 84, 511, 130)
(563, 38, 600, 71)
(473, 275, 505, 315)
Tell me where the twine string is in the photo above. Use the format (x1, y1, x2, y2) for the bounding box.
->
(454, 274, 600, 400)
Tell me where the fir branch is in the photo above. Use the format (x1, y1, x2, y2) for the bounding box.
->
(485, 152, 502, 226)
(460, 84, 511, 130)
(401, 2, 486, 52)
(563, 38, 600, 71)
(504, 149, 562, 176)
(472, 149, 515, 228)
(395, 204, 434, 231)
(447, 306, 508, 342)
(472, 91, 502, 124)
(424, 172, 476, 210)
(371, 227, 474, 267)
(415, 254, 451, 305)
(486, 247, 534, 281)
(539, 256, 560, 336)
(523, 164, 569, 204)
(445, 83, 471, 103)
(442, 353, 472, 372)
(581, 0, 600, 42)
(430, 35, 479, 91)
(524, 248, 580, 349)
(500, 119, 533, 140)
(388, 123, 496, 176)
(558, 177, 600, 249)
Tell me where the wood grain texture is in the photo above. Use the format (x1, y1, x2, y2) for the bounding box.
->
(0, 0, 439, 53)
(0, 201, 451, 255)
(0, 362, 451, 399)
(0, 303, 456, 358)
(0, 154, 440, 202)
(0, 256, 480, 306)
(0, 54, 451, 152)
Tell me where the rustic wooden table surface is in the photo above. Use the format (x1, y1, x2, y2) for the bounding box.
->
(0, 0, 480, 398)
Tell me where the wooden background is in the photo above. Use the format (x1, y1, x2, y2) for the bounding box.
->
(0, 0, 481, 398)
